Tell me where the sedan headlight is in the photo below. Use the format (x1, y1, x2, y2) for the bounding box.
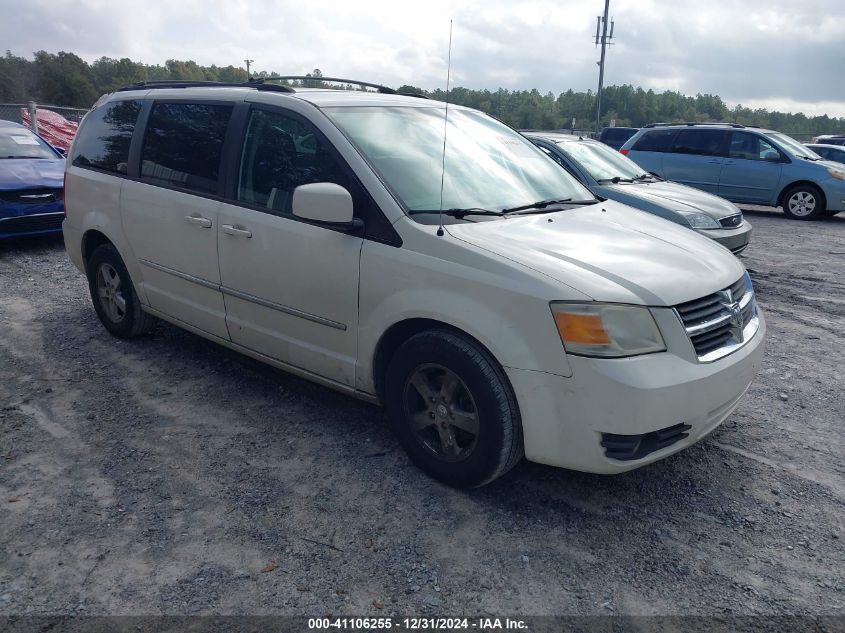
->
(550, 302, 666, 358)
(685, 212, 721, 229)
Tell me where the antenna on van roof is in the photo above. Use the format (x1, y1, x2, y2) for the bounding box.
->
(437, 19, 454, 238)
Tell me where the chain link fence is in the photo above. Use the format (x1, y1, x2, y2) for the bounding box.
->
(0, 103, 88, 150)
(0, 103, 88, 126)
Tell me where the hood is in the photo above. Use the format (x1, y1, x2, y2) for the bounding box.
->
(445, 200, 745, 306)
(601, 180, 740, 219)
(0, 158, 65, 191)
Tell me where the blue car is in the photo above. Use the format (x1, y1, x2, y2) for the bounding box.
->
(0, 120, 66, 239)
(621, 123, 845, 220)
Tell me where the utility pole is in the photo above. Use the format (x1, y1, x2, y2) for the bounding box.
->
(244, 58, 254, 80)
(594, 0, 615, 133)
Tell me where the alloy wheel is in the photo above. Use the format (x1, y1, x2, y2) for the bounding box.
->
(96, 262, 127, 323)
(788, 191, 816, 217)
(403, 363, 480, 462)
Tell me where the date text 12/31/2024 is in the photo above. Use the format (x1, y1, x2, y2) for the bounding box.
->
(308, 617, 528, 631)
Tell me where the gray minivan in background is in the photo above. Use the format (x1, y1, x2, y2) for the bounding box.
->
(621, 123, 845, 220)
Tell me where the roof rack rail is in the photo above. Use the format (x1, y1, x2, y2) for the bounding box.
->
(115, 80, 294, 93)
(643, 121, 750, 129)
(255, 76, 397, 94)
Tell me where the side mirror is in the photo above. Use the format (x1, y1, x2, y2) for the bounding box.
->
(292, 183, 361, 231)
(762, 151, 780, 162)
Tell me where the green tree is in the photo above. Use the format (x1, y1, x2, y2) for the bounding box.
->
(32, 51, 98, 107)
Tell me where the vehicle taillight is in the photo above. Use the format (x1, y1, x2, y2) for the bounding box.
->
(620, 148, 630, 155)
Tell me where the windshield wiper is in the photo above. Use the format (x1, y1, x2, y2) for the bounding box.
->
(2, 155, 48, 159)
(596, 176, 635, 184)
(501, 198, 597, 214)
(410, 207, 504, 218)
(634, 173, 659, 182)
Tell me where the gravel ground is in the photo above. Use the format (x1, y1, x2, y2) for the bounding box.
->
(0, 207, 843, 618)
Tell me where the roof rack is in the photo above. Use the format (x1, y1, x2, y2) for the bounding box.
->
(643, 121, 754, 129)
(255, 76, 397, 94)
(115, 80, 294, 93)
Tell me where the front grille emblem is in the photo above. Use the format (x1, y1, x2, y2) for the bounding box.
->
(717, 289, 744, 343)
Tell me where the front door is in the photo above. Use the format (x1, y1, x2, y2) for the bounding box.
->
(217, 106, 363, 387)
(121, 101, 235, 339)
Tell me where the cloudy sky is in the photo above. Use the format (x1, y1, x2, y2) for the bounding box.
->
(3, 0, 844, 117)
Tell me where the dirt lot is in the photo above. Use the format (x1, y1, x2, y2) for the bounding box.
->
(0, 208, 843, 618)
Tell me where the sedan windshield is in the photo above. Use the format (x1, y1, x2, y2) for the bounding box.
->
(769, 132, 821, 160)
(559, 140, 647, 181)
(324, 106, 594, 214)
(0, 127, 57, 159)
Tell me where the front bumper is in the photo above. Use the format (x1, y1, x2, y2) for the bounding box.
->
(697, 221, 752, 255)
(0, 200, 64, 239)
(507, 309, 765, 474)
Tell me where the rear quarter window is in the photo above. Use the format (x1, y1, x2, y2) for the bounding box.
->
(631, 129, 676, 152)
(671, 129, 730, 156)
(71, 100, 142, 174)
(140, 102, 233, 195)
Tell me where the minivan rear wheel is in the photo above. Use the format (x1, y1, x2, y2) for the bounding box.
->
(87, 244, 154, 338)
(782, 184, 825, 220)
(384, 329, 523, 487)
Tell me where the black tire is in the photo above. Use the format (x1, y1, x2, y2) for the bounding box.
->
(384, 329, 523, 488)
(86, 244, 154, 338)
(782, 183, 826, 220)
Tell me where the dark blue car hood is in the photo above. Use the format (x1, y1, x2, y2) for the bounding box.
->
(0, 158, 65, 190)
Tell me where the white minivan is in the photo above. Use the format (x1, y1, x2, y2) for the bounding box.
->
(63, 79, 765, 487)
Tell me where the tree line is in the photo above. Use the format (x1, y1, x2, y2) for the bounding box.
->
(2, 50, 844, 136)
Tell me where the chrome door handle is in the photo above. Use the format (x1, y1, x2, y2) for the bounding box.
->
(222, 224, 252, 239)
(185, 215, 212, 228)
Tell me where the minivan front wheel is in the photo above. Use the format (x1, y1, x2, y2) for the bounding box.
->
(87, 244, 153, 338)
(783, 184, 825, 220)
(384, 329, 523, 487)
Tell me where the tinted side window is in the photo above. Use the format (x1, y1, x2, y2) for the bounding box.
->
(71, 100, 141, 174)
(631, 129, 676, 152)
(140, 103, 233, 194)
(671, 129, 730, 156)
(729, 132, 779, 161)
(237, 108, 350, 214)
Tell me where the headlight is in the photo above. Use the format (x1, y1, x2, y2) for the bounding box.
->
(743, 270, 754, 293)
(827, 167, 845, 180)
(685, 212, 721, 229)
(550, 302, 666, 358)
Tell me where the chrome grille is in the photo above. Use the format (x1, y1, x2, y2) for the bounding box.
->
(719, 213, 743, 228)
(675, 275, 758, 362)
(0, 187, 61, 205)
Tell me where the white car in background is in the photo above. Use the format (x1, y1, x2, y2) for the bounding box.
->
(63, 78, 765, 487)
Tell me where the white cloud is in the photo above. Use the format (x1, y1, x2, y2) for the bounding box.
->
(1, 0, 844, 117)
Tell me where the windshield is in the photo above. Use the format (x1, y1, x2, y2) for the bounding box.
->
(324, 106, 594, 213)
(769, 132, 821, 160)
(559, 140, 647, 181)
(0, 127, 57, 159)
